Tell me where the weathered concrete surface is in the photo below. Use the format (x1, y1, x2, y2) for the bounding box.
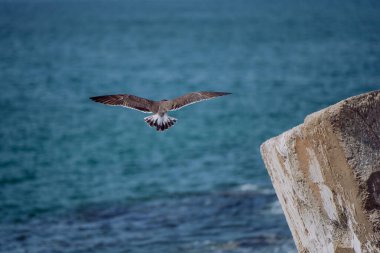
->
(261, 90, 380, 253)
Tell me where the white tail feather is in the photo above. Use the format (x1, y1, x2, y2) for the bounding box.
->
(144, 114, 177, 131)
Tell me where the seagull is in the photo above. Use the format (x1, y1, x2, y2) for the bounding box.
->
(90, 91, 231, 131)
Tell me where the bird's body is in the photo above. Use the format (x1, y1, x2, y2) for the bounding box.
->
(90, 91, 231, 131)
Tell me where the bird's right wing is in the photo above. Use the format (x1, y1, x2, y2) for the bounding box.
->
(90, 94, 155, 113)
(169, 91, 231, 111)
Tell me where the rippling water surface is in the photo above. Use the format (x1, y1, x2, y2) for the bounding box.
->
(0, 0, 379, 252)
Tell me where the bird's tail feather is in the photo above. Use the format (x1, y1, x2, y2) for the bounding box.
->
(144, 114, 177, 131)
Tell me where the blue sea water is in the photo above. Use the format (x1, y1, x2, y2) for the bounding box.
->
(0, 0, 379, 252)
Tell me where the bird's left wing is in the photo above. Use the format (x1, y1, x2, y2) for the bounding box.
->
(169, 91, 231, 111)
(90, 94, 155, 113)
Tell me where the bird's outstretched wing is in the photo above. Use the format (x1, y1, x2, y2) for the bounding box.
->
(90, 94, 154, 113)
(170, 91, 231, 111)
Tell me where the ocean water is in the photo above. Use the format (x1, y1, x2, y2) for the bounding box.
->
(0, 0, 379, 252)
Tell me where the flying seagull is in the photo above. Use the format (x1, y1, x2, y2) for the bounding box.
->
(90, 91, 231, 131)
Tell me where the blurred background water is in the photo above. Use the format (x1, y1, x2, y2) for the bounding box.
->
(0, 0, 379, 252)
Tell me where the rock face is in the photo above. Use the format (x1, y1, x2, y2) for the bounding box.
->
(260, 90, 380, 253)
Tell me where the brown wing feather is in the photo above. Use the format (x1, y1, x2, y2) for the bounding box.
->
(170, 91, 231, 111)
(90, 94, 154, 113)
